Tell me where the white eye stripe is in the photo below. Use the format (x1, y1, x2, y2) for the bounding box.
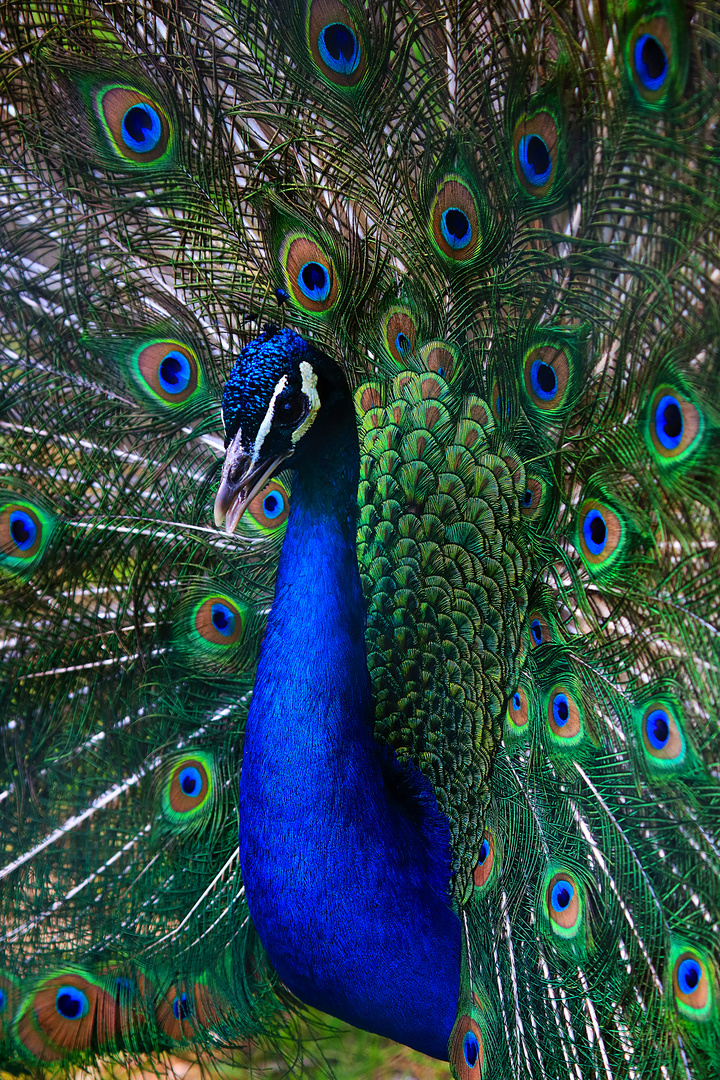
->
(291, 361, 320, 444)
(252, 374, 288, 464)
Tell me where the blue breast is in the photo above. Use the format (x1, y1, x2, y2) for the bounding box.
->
(237, 440, 461, 1059)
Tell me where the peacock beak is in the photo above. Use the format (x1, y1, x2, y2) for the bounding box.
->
(214, 433, 289, 535)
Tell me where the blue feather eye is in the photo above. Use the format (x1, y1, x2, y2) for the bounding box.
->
(172, 993, 193, 1020)
(15, 973, 117, 1061)
(262, 490, 285, 520)
(513, 112, 558, 197)
(550, 879, 573, 913)
(396, 332, 411, 356)
(577, 499, 625, 571)
(280, 234, 338, 313)
(627, 17, 684, 106)
(639, 701, 686, 769)
(677, 958, 702, 996)
(647, 386, 701, 464)
(298, 261, 331, 302)
(440, 207, 472, 250)
(672, 947, 713, 1019)
(645, 708, 669, 750)
(530, 357, 557, 398)
(178, 766, 203, 798)
(162, 754, 213, 825)
(655, 393, 682, 448)
(132, 340, 201, 409)
(506, 686, 529, 733)
(528, 612, 551, 649)
(193, 595, 245, 648)
(8, 509, 36, 551)
(544, 871, 583, 939)
(473, 831, 496, 889)
(317, 23, 360, 74)
(519, 476, 547, 521)
(55, 986, 90, 1020)
(517, 134, 552, 187)
(552, 694, 569, 728)
(546, 684, 582, 742)
(307, 0, 366, 86)
(582, 508, 606, 554)
(634, 34, 668, 92)
(0, 500, 53, 573)
(450, 1016, 484, 1076)
(430, 176, 481, 262)
(382, 306, 418, 364)
(121, 102, 162, 152)
(0, 988, 5, 1012)
(157, 350, 192, 396)
(210, 602, 236, 638)
(241, 479, 291, 537)
(463, 1030, 480, 1068)
(523, 344, 572, 413)
(96, 86, 172, 164)
(491, 381, 511, 420)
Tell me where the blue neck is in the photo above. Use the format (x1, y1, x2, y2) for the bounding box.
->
(238, 395, 461, 1060)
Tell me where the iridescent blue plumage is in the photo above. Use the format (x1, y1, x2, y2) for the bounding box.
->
(221, 330, 461, 1059)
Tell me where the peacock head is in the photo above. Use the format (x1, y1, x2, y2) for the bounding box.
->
(214, 327, 345, 534)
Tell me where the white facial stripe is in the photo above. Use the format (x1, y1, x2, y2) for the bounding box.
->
(252, 374, 288, 464)
(291, 361, 320, 445)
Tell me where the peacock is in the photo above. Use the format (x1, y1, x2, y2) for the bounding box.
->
(1, 0, 719, 1077)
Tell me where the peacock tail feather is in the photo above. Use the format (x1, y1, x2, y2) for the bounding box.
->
(1, 0, 720, 1076)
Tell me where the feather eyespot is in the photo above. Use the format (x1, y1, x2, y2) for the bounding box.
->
(576, 499, 625, 571)
(529, 613, 551, 649)
(0, 500, 53, 572)
(193, 596, 244, 647)
(419, 341, 459, 381)
(96, 87, 171, 164)
(647, 386, 702, 464)
(155, 981, 219, 1041)
(640, 702, 686, 770)
(519, 477, 548, 521)
(628, 19, 674, 103)
(450, 1015, 484, 1079)
(546, 685, 582, 741)
(672, 949, 713, 1019)
(513, 113, 558, 197)
(382, 307, 417, 364)
(634, 33, 668, 91)
(135, 342, 200, 407)
(545, 872, 582, 938)
(430, 177, 481, 262)
(523, 345, 570, 411)
(15, 972, 119, 1061)
(473, 832, 495, 889)
(506, 687, 529, 731)
(280, 234, 338, 313)
(162, 754, 214, 822)
(307, 0, 366, 87)
(243, 480, 291, 535)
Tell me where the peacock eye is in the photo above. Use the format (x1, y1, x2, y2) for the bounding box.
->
(318, 22, 360, 75)
(276, 392, 307, 427)
(634, 33, 668, 92)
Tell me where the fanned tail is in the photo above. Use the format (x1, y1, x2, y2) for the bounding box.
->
(1, 0, 720, 1077)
